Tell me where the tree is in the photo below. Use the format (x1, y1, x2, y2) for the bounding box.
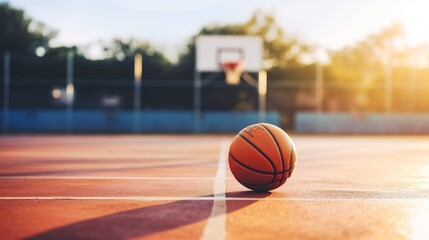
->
(99, 38, 172, 79)
(325, 24, 429, 112)
(0, 3, 57, 55)
(243, 10, 311, 69)
(102, 38, 170, 64)
(328, 24, 405, 84)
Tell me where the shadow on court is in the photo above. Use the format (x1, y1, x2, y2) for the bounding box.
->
(25, 191, 270, 240)
(1, 160, 216, 177)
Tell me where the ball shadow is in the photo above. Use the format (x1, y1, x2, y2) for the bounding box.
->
(26, 191, 270, 240)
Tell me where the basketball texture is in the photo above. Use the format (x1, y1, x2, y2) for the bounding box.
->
(228, 123, 297, 192)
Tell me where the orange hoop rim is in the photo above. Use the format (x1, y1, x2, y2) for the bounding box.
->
(221, 61, 242, 71)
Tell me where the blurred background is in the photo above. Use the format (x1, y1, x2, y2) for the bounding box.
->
(1, 0, 429, 134)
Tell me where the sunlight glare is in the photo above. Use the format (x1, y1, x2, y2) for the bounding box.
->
(408, 202, 429, 240)
(403, 1, 429, 46)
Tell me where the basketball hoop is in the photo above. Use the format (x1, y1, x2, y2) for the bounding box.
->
(222, 61, 243, 85)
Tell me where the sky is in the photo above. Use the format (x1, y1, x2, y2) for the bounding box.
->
(2, 0, 429, 61)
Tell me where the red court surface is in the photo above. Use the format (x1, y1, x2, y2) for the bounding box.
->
(0, 135, 428, 239)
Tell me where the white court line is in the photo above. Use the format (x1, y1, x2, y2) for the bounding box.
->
(0, 176, 424, 183)
(0, 176, 214, 180)
(200, 139, 228, 240)
(0, 196, 426, 201)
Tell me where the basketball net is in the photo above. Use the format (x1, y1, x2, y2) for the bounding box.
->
(222, 61, 243, 85)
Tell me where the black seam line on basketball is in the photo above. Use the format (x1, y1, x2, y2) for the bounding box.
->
(241, 177, 288, 187)
(258, 124, 284, 189)
(236, 175, 278, 187)
(231, 154, 292, 188)
(229, 152, 274, 175)
(237, 133, 278, 178)
(258, 123, 285, 189)
(229, 152, 291, 175)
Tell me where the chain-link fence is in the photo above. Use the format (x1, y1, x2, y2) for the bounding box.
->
(2, 52, 429, 133)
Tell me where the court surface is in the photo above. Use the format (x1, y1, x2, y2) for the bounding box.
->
(0, 135, 428, 240)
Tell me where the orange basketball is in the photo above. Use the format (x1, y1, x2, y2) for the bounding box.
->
(228, 123, 297, 192)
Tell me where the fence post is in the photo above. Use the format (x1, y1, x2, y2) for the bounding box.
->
(3, 52, 10, 133)
(193, 71, 201, 133)
(315, 63, 324, 112)
(66, 50, 74, 133)
(409, 68, 417, 112)
(134, 54, 142, 133)
(384, 61, 392, 112)
(258, 70, 267, 123)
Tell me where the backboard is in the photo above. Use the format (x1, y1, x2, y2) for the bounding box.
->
(196, 35, 263, 72)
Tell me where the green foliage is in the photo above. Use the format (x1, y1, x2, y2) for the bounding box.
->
(328, 24, 405, 84)
(0, 3, 56, 55)
(0, 3, 172, 79)
(100, 38, 172, 79)
(243, 10, 311, 68)
(102, 38, 169, 64)
(325, 24, 429, 112)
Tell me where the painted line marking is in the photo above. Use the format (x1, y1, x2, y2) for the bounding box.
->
(201, 139, 228, 240)
(0, 176, 214, 180)
(0, 197, 426, 201)
(0, 176, 424, 184)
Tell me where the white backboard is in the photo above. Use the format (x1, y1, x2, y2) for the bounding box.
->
(196, 35, 263, 72)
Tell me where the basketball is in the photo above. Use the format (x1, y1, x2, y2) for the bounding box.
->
(228, 123, 297, 192)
